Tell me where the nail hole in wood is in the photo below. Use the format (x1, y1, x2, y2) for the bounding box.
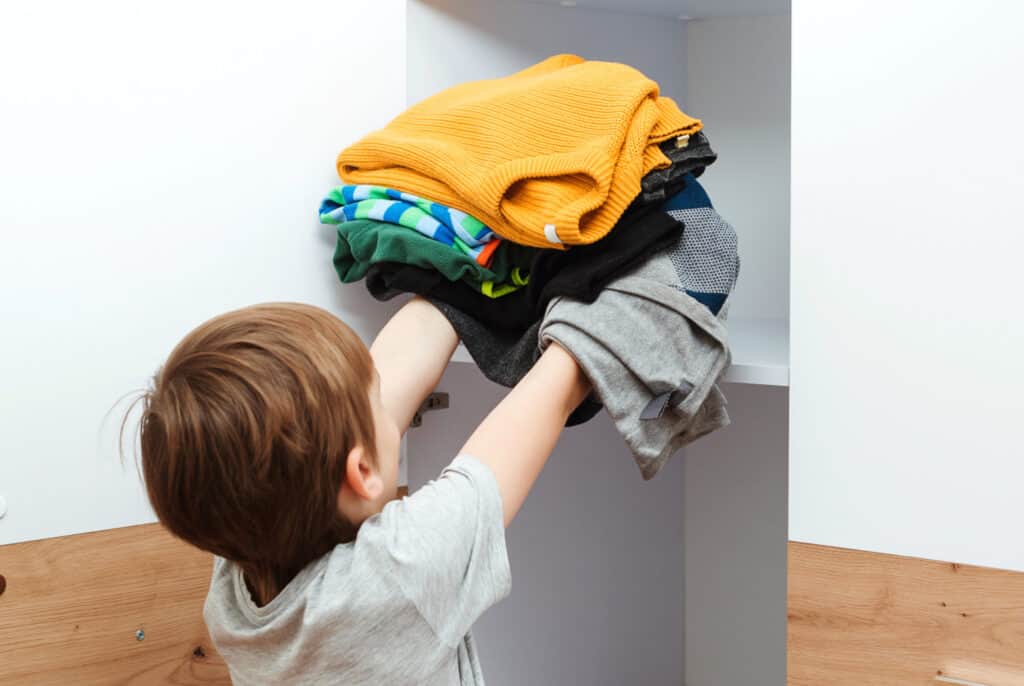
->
(193, 646, 206, 659)
(0, 573, 6, 596)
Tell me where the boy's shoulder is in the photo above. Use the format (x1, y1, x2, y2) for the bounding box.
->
(205, 456, 498, 615)
(204, 540, 415, 647)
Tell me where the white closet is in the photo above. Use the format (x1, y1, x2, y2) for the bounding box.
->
(405, 2, 792, 685)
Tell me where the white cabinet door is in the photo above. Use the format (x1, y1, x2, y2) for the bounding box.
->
(0, 0, 407, 545)
(790, 0, 1024, 571)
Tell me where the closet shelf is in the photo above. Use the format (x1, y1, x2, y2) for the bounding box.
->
(450, 317, 789, 387)
(721, 317, 789, 387)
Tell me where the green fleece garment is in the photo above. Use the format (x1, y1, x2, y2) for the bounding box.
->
(333, 219, 537, 296)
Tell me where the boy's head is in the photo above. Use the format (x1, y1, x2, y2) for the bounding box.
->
(133, 302, 400, 602)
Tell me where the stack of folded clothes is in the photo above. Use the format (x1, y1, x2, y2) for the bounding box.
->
(318, 54, 738, 480)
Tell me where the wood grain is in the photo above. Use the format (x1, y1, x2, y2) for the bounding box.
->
(789, 542, 1024, 686)
(0, 523, 229, 685)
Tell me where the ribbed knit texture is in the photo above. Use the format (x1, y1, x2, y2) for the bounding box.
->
(337, 54, 702, 249)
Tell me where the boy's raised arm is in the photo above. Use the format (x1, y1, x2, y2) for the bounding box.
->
(372, 297, 591, 527)
(461, 343, 591, 527)
(370, 297, 459, 435)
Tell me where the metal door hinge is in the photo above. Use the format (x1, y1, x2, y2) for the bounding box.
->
(411, 392, 449, 428)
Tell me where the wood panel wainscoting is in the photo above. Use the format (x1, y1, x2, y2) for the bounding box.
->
(0, 523, 229, 685)
(789, 542, 1024, 686)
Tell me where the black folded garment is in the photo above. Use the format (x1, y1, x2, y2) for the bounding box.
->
(365, 201, 684, 427)
(366, 201, 683, 332)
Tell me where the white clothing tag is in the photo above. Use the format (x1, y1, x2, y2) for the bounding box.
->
(544, 223, 562, 245)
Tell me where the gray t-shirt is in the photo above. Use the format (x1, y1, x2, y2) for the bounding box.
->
(203, 455, 511, 685)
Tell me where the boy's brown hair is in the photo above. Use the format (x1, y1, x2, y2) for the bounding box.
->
(128, 303, 376, 605)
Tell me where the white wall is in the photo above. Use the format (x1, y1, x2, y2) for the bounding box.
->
(408, 364, 686, 686)
(408, 0, 687, 105)
(526, 0, 790, 19)
(683, 15, 791, 686)
(790, 0, 1024, 571)
(0, 0, 407, 545)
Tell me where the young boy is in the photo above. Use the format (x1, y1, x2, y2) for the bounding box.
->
(135, 297, 590, 684)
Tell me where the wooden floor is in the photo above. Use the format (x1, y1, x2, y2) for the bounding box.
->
(6, 526, 1024, 684)
(789, 542, 1024, 686)
(0, 523, 228, 685)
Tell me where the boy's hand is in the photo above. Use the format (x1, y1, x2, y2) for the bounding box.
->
(461, 342, 591, 527)
(370, 297, 459, 434)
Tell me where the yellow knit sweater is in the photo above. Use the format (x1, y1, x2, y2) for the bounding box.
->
(337, 54, 701, 249)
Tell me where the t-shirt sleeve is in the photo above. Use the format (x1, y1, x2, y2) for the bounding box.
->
(355, 454, 511, 646)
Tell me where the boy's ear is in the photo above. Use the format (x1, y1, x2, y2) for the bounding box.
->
(343, 445, 383, 501)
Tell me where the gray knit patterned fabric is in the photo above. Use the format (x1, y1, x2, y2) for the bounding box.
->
(666, 206, 740, 298)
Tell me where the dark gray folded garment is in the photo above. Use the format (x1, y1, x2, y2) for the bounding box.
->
(639, 131, 717, 204)
(539, 250, 733, 480)
(430, 300, 603, 427)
